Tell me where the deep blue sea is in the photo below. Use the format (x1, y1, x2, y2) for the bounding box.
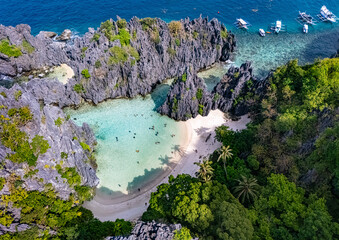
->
(0, 0, 338, 35)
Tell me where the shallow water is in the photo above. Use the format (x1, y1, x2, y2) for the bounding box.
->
(65, 82, 185, 197)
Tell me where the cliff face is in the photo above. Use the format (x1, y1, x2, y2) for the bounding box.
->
(158, 62, 262, 121)
(0, 16, 235, 105)
(158, 69, 212, 120)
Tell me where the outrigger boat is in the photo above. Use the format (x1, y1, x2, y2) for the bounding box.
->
(259, 28, 265, 37)
(317, 5, 337, 23)
(303, 24, 308, 33)
(270, 20, 286, 33)
(296, 11, 317, 25)
(234, 18, 251, 29)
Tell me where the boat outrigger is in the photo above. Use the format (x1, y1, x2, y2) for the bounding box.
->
(317, 5, 337, 23)
(270, 20, 286, 33)
(303, 24, 308, 33)
(296, 11, 317, 25)
(259, 28, 265, 37)
(234, 18, 251, 29)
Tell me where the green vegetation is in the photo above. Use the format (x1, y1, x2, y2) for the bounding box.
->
(173, 227, 192, 240)
(61, 152, 68, 159)
(81, 68, 91, 79)
(56, 166, 82, 186)
(80, 141, 91, 152)
(117, 19, 127, 29)
(100, 20, 114, 41)
(54, 117, 64, 127)
(192, 31, 199, 39)
(221, 28, 228, 39)
(175, 38, 180, 46)
(22, 40, 35, 54)
(95, 60, 102, 68)
(0, 109, 50, 166)
(14, 90, 22, 101)
(198, 104, 204, 115)
(81, 47, 88, 53)
(108, 46, 140, 65)
(140, 17, 157, 31)
(167, 47, 176, 57)
(91, 33, 100, 42)
(181, 73, 187, 82)
(0, 177, 5, 191)
(168, 21, 182, 37)
(0, 39, 22, 57)
(73, 83, 85, 93)
(112, 28, 131, 46)
(196, 88, 203, 100)
(0, 91, 7, 98)
(143, 58, 339, 239)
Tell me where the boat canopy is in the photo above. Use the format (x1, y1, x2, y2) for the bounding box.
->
(238, 18, 247, 25)
(276, 21, 282, 27)
(321, 5, 331, 16)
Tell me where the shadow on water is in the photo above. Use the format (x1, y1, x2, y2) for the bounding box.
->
(126, 167, 164, 193)
(301, 29, 339, 63)
(95, 186, 126, 199)
(150, 83, 171, 111)
(158, 154, 172, 165)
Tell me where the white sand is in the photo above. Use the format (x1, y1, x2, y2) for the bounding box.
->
(47, 64, 74, 84)
(83, 110, 251, 221)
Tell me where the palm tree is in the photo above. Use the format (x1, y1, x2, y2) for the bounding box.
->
(194, 158, 214, 182)
(233, 175, 260, 204)
(217, 145, 233, 179)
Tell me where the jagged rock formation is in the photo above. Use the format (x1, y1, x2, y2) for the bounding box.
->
(0, 16, 235, 105)
(0, 83, 99, 198)
(158, 62, 263, 120)
(158, 68, 212, 120)
(108, 221, 183, 240)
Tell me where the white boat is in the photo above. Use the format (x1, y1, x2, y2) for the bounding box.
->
(259, 28, 265, 37)
(303, 24, 308, 33)
(320, 5, 336, 23)
(274, 20, 282, 33)
(298, 11, 316, 25)
(235, 18, 251, 29)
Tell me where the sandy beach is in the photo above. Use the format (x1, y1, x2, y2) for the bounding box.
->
(47, 64, 74, 84)
(84, 110, 251, 221)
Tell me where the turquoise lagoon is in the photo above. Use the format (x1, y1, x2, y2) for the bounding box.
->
(65, 82, 186, 198)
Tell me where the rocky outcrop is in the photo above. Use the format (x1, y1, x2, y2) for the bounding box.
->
(0, 83, 99, 199)
(211, 61, 254, 113)
(0, 16, 235, 105)
(108, 221, 183, 240)
(56, 29, 71, 41)
(158, 62, 261, 120)
(158, 68, 212, 120)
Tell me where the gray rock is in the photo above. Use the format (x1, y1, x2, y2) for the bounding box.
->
(40, 31, 57, 39)
(108, 221, 183, 240)
(57, 29, 72, 41)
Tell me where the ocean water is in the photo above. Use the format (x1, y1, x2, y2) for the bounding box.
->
(64, 81, 186, 197)
(1, 0, 338, 198)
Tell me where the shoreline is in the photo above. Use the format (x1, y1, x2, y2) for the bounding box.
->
(83, 110, 251, 221)
(92, 121, 191, 205)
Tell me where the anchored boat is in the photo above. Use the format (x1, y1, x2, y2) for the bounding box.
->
(271, 20, 286, 33)
(318, 5, 337, 23)
(259, 28, 265, 37)
(296, 11, 317, 25)
(234, 18, 251, 29)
